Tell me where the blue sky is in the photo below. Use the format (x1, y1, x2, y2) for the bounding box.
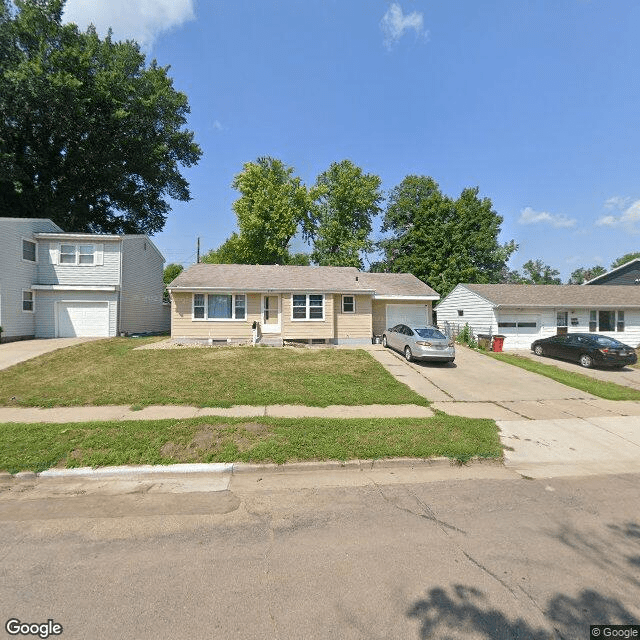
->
(62, 0, 640, 281)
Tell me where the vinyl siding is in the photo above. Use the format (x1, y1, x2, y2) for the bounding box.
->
(37, 239, 121, 286)
(281, 293, 334, 339)
(0, 218, 59, 339)
(586, 264, 640, 285)
(35, 290, 119, 338)
(333, 294, 372, 339)
(435, 285, 496, 334)
(120, 236, 169, 334)
(171, 292, 259, 340)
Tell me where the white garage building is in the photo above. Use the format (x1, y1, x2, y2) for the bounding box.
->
(436, 283, 640, 350)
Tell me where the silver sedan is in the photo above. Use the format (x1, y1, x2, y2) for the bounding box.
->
(382, 325, 455, 363)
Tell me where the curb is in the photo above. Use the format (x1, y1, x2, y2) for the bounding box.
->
(2, 457, 503, 480)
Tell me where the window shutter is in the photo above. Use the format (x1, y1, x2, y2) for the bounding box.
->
(95, 244, 104, 265)
(49, 244, 59, 265)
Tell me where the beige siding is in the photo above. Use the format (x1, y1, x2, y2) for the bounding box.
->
(334, 294, 372, 339)
(171, 292, 259, 339)
(120, 236, 168, 334)
(281, 293, 335, 339)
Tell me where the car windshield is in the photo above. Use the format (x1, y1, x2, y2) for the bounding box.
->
(593, 336, 622, 347)
(414, 328, 447, 340)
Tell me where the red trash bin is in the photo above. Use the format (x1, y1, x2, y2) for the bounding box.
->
(492, 335, 505, 352)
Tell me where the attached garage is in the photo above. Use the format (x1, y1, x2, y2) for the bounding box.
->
(496, 314, 540, 349)
(385, 303, 429, 328)
(57, 301, 110, 337)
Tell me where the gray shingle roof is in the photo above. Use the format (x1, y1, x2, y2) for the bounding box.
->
(168, 263, 439, 297)
(462, 283, 640, 307)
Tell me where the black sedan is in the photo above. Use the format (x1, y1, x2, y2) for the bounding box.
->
(530, 333, 638, 369)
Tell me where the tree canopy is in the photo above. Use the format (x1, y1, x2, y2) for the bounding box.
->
(309, 159, 382, 268)
(519, 259, 562, 284)
(0, 0, 201, 233)
(567, 265, 606, 284)
(376, 176, 516, 296)
(229, 157, 315, 264)
(611, 252, 640, 269)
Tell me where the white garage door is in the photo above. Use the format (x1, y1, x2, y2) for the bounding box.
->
(497, 314, 539, 348)
(57, 302, 110, 337)
(385, 304, 428, 329)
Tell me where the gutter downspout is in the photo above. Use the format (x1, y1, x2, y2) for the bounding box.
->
(117, 237, 123, 335)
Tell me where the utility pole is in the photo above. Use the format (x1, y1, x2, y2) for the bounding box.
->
(197, 237, 200, 263)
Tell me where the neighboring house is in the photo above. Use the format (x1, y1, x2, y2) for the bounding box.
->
(0, 217, 169, 342)
(583, 258, 640, 285)
(436, 283, 640, 349)
(167, 264, 440, 345)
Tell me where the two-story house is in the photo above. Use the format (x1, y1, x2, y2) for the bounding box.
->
(0, 217, 169, 342)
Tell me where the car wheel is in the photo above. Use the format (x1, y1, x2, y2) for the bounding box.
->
(579, 353, 593, 368)
(382, 335, 388, 348)
(534, 345, 544, 356)
(404, 346, 412, 362)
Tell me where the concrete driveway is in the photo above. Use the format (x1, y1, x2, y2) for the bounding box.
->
(0, 338, 96, 370)
(368, 343, 640, 420)
(511, 348, 640, 390)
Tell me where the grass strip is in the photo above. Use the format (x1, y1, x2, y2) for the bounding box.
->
(0, 338, 429, 408)
(486, 352, 640, 401)
(0, 414, 502, 473)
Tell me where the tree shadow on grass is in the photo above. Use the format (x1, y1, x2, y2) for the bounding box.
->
(407, 584, 639, 640)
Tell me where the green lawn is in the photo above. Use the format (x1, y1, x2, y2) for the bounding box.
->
(0, 414, 502, 473)
(0, 338, 429, 408)
(487, 352, 640, 401)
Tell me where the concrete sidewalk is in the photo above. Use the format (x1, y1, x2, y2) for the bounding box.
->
(0, 403, 434, 423)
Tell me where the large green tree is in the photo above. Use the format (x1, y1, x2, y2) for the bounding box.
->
(309, 159, 382, 268)
(230, 157, 315, 264)
(520, 259, 561, 284)
(376, 176, 516, 295)
(0, 0, 201, 233)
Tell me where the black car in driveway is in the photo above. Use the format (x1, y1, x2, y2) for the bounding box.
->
(530, 333, 638, 369)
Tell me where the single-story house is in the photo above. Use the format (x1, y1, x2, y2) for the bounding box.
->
(584, 258, 640, 285)
(435, 283, 640, 349)
(167, 264, 440, 345)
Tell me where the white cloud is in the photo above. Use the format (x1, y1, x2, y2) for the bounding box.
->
(596, 199, 640, 233)
(63, 0, 195, 49)
(380, 3, 427, 50)
(604, 195, 631, 210)
(518, 206, 577, 229)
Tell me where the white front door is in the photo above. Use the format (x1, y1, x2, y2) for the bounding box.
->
(262, 295, 281, 333)
(57, 301, 110, 337)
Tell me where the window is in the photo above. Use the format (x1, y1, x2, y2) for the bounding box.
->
(556, 311, 568, 327)
(589, 310, 597, 332)
(193, 293, 246, 320)
(22, 239, 36, 262)
(342, 295, 355, 313)
(589, 309, 624, 332)
(617, 310, 625, 332)
(457, 310, 464, 317)
(59, 243, 95, 265)
(292, 294, 324, 320)
(22, 290, 34, 312)
(498, 322, 516, 328)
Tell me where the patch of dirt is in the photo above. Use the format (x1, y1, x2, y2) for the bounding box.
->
(160, 422, 270, 461)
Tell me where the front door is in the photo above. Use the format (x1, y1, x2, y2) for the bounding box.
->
(262, 295, 280, 333)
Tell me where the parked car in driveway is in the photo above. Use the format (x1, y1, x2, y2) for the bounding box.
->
(530, 333, 638, 369)
(382, 325, 455, 363)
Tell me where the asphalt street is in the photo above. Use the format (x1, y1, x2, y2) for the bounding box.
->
(1, 469, 639, 640)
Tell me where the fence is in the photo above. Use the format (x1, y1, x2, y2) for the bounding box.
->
(439, 321, 494, 348)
